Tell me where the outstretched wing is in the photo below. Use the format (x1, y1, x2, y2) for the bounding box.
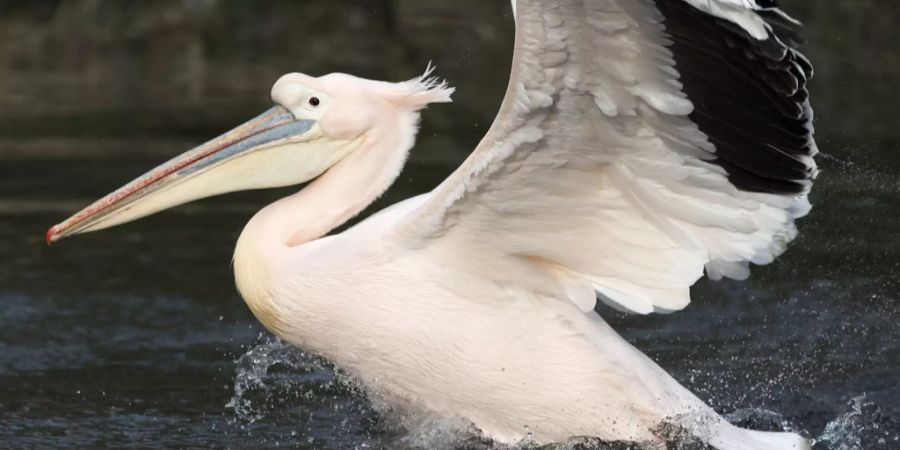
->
(402, 0, 816, 314)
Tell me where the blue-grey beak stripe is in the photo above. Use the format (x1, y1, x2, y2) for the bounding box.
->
(179, 113, 315, 175)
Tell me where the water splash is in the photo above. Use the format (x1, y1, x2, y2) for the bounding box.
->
(386, 413, 489, 450)
(225, 337, 346, 422)
(225, 339, 898, 450)
(724, 407, 798, 433)
(223, 338, 692, 449)
(814, 395, 900, 450)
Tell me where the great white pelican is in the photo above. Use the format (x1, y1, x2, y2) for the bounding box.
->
(47, 0, 817, 448)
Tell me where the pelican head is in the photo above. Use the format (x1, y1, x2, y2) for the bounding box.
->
(46, 70, 453, 244)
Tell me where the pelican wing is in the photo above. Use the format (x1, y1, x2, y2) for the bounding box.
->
(403, 0, 816, 314)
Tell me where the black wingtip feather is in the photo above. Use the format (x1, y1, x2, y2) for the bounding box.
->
(653, 0, 816, 195)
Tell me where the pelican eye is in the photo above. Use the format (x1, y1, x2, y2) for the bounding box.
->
(308, 96, 321, 107)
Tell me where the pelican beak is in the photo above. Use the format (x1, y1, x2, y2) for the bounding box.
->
(47, 105, 352, 245)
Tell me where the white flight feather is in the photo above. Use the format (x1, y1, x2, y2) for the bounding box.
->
(404, 0, 814, 315)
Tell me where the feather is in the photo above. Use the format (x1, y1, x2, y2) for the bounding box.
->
(402, 0, 816, 315)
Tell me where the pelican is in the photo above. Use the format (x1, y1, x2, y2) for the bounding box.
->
(47, 0, 817, 448)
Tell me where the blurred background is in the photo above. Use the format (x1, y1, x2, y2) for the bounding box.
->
(0, 1, 897, 449)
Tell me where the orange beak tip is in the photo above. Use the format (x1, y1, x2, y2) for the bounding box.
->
(45, 225, 59, 246)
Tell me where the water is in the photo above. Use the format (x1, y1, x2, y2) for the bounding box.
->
(1, 1, 898, 449)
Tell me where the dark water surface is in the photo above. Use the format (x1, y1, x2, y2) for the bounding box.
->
(1, 1, 898, 449)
